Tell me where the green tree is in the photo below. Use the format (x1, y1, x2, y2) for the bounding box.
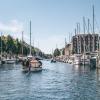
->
(62, 48, 65, 55)
(53, 48, 60, 57)
(6, 35, 15, 54)
(15, 38, 21, 54)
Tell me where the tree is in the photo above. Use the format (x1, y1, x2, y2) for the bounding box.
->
(15, 38, 21, 55)
(0, 35, 45, 56)
(6, 35, 15, 54)
(62, 48, 65, 55)
(53, 48, 60, 57)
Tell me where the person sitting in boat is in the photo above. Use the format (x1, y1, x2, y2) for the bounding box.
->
(26, 59, 30, 67)
(22, 59, 26, 66)
(38, 60, 42, 66)
(22, 59, 28, 67)
(28, 60, 31, 71)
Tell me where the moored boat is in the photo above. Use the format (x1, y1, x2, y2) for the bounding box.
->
(5, 58, 16, 64)
(51, 59, 56, 63)
(22, 57, 42, 72)
(90, 57, 97, 68)
(81, 54, 90, 65)
(73, 54, 82, 65)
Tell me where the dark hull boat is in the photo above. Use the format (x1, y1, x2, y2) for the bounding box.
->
(51, 59, 56, 63)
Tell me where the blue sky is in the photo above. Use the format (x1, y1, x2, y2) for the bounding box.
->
(0, 0, 99, 53)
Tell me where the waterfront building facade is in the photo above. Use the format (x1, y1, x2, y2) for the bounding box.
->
(72, 34, 99, 54)
(65, 43, 72, 56)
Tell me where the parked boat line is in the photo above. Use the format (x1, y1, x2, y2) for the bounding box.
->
(53, 52, 98, 68)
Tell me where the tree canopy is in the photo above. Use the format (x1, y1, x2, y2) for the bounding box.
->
(53, 48, 60, 57)
(0, 35, 41, 56)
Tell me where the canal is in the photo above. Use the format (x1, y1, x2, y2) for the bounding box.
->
(0, 60, 100, 100)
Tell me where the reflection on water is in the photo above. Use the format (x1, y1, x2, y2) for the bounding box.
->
(0, 61, 100, 100)
(72, 64, 94, 73)
(96, 69, 100, 81)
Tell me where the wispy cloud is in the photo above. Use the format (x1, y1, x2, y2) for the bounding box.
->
(0, 20, 23, 33)
(0, 19, 26, 40)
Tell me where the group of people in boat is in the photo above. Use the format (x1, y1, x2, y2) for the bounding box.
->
(22, 58, 42, 71)
(22, 59, 30, 71)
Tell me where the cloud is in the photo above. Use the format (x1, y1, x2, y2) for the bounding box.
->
(0, 20, 65, 54)
(0, 20, 23, 33)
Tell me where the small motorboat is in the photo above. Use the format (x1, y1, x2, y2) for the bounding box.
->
(22, 57, 42, 72)
(51, 59, 56, 63)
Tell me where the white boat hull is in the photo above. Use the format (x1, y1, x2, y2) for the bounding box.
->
(74, 59, 81, 65)
(68, 60, 73, 64)
(5, 60, 16, 64)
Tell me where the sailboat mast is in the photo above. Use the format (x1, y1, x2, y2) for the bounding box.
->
(22, 31, 23, 56)
(76, 23, 79, 53)
(88, 19, 90, 52)
(83, 17, 85, 53)
(1, 32, 2, 58)
(75, 28, 76, 36)
(52, 48, 53, 58)
(30, 21, 32, 55)
(88, 19, 90, 33)
(93, 5, 94, 34)
(92, 5, 95, 52)
(78, 23, 81, 53)
(83, 17, 86, 65)
(65, 38, 66, 47)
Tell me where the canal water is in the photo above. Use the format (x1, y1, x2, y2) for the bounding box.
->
(0, 60, 100, 100)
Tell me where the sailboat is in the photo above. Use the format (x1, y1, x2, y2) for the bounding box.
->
(22, 21, 42, 72)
